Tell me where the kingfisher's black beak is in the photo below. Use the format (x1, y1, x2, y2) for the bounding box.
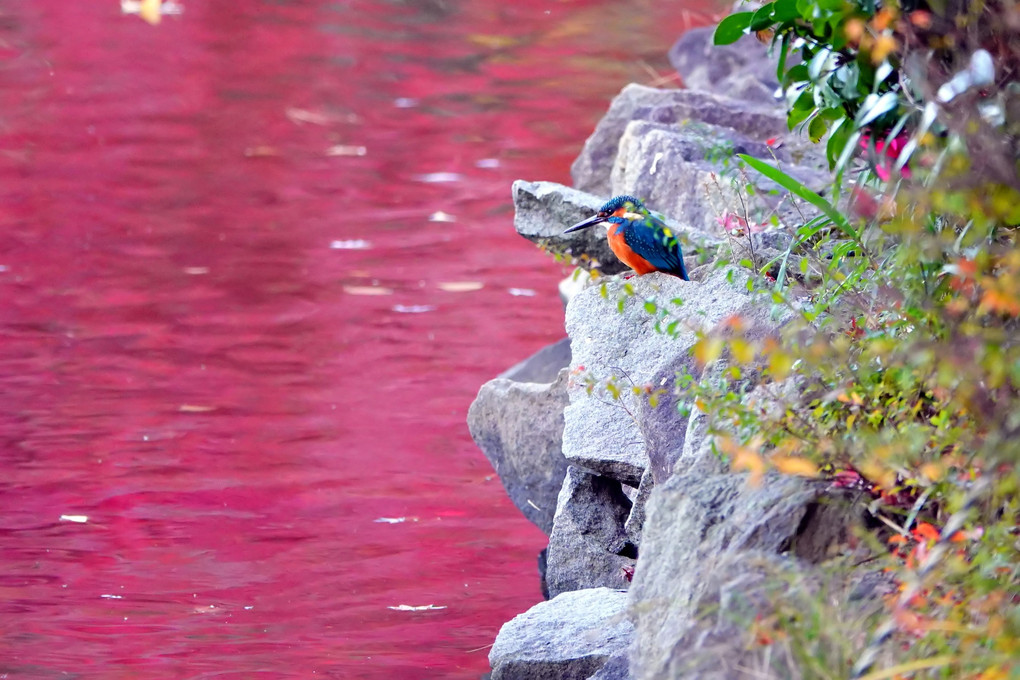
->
(563, 213, 606, 234)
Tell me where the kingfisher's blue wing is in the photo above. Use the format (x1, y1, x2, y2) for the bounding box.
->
(621, 214, 689, 280)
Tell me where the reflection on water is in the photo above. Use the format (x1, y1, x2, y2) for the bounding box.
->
(0, 0, 717, 677)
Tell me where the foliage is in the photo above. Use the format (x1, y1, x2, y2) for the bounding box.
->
(687, 0, 1020, 677)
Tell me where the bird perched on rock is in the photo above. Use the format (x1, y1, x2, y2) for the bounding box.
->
(564, 195, 688, 280)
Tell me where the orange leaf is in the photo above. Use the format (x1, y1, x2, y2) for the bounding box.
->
(771, 456, 819, 478)
(912, 522, 940, 542)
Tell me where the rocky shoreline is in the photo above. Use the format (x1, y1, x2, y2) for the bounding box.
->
(468, 27, 887, 680)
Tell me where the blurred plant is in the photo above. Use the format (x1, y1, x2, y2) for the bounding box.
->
(667, 0, 1020, 677)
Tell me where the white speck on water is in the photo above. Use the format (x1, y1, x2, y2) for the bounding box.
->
(183, 267, 209, 275)
(394, 97, 419, 108)
(414, 172, 462, 183)
(101, 594, 123, 599)
(60, 515, 88, 523)
(392, 304, 435, 314)
(429, 211, 456, 222)
(330, 239, 372, 250)
(326, 145, 367, 157)
(388, 604, 447, 611)
(476, 158, 500, 168)
(244, 606, 254, 610)
(508, 288, 536, 297)
(0, 265, 8, 272)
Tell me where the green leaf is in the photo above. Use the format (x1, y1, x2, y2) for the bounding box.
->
(749, 3, 776, 31)
(738, 154, 857, 239)
(783, 63, 810, 88)
(714, 12, 754, 45)
(808, 114, 829, 143)
(773, 0, 800, 21)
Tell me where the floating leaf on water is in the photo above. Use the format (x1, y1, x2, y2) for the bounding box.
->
(330, 239, 371, 250)
(60, 515, 88, 523)
(387, 604, 447, 611)
(179, 405, 216, 413)
(438, 281, 484, 292)
(326, 145, 367, 157)
(344, 285, 393, 296)
(244, 146, 279, 157)
(392, 305, 436, 314)
(285, 108, 332, 126)
(508, 288, 536, 297)
(429, 211, 456, 222)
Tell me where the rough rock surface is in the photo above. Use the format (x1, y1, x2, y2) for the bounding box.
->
(669, 26, 782, 103)
(610, 119, 827, 234)
(499, 337, 572, 384)
(628, 472, 823, 680)
(571, 85, 792, 196)
(468, 366, 571, 535)
(546, 466, 635, 598)
(512, 179, 628, 275)
(562, 267, 783, 485)
(489, 587, 633, 680)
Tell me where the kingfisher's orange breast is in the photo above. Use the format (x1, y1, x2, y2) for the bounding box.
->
(607, 223, 657, 275)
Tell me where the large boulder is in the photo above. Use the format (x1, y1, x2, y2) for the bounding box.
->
(546, 466, 636, 598)
(468, 360, 571, 535)
(610, 119, 829, 236)
(571, 85, 791, 197)
(562, 267, 782, 486)
(627, 471, 824, 680)
(489, 587, 633, 680)
(669, 26, 782, 104)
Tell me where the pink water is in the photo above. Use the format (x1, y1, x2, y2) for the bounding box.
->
(0, 2, 716, 677)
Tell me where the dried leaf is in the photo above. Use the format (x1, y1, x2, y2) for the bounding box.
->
(438, 281, 484, 292)
(344, 285, 393, 296)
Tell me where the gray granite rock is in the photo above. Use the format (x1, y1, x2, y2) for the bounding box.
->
(468, 368, 571, 535)
(669, 27, 782, 104)
(512, 179, 628, 275)
(500, 337, 572, 384)
(571, 85, 791, 197)
(562, 266, 783, 486)
(546, 467, 635, 598)
(512, 179, 716, 277)
(610, 120, 829, 235)
(623, 469, 654, 548)
(628, 472, 822, 680)
(588, 650, 632, 680)
(490, 587, 633, 680)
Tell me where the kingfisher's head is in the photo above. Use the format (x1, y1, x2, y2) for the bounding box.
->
(564, 195, 645, 233)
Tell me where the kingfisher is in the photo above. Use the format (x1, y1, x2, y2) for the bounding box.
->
(564, 195, 689, 280)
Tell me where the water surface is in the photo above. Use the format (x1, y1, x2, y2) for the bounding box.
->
(0, 1, 716, 677)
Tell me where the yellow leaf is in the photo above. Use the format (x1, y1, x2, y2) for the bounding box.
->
(693, 337, 724, 366)
(768, 348, 793, 380)
(139, 0, 162, 24)
(771, 456, 819, 478)
(870, 34, 898, 64)
(730, 338, 755, 364)
(847, 413, 857, 429)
